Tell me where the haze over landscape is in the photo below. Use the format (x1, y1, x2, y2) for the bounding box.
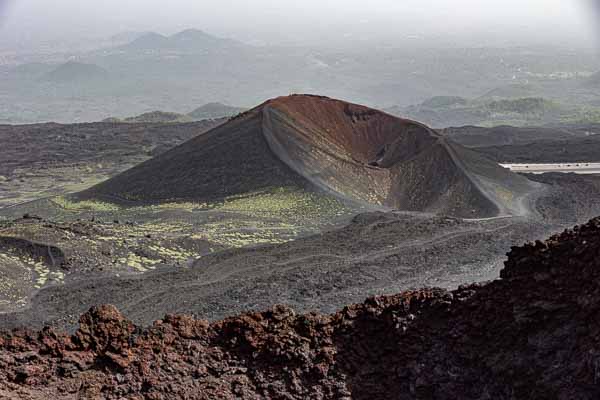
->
(0, 0, 598, 124)
(0, 0, 596, 48)
(1, 2, 600, 399)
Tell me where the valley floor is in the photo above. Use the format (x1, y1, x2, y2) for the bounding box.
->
(2, 119, 600, 330)
(1, 170, 598, 330)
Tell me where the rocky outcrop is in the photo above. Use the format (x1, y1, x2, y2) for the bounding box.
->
(2, 218, 600, 399)
(0, 236, 66, 268)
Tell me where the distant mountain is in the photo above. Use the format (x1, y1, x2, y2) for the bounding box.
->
(120, 29, 244, 53)
(171, 29, 240, 49)
(421, 96, 468, 109)
(587, 71, 600, 86)
(109, 31, 153, 45)
(124, 32, 171, 50)
(8, 63, 55, 79)
(187, 102, 246, 120)
(40, 61, 109, 83)
(388, 96, 569, 128)
(122, 111, 193, 124)
(479, 84, 538, 100)
(100, 117, 123, 123)
(486, 98, 554, 114)
(103, 107, 243, 124)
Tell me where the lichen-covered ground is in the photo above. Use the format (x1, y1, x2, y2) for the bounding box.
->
(3, 170, 600, 330)
(0, 117, 367, 318)
(0, 186, 363, 315)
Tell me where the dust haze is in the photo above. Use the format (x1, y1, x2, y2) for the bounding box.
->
(0, 0, 597, 49)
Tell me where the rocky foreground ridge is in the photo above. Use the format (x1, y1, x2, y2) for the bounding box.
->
(2, 218, 600, 399)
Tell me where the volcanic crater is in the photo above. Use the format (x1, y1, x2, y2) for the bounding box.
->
(79, 95, 539, 218)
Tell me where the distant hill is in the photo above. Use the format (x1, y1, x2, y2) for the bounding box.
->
(170, 29, 241, 50)
(103, 107, 245, 124)
(124, 111, 192, 124)
(109, 31, 153, 46)
(187, 103, 246, 120)
(100, 117, 123, 123)
(8, 63, 55, 79)
(486, 97, 554, 114)
(40, 61, 109, 83)
(116, 111, 193, 124)
(120, 29, 244, 53)
(81, 95, 537, 219)
(440, 125, 583, 148)
(479, 84, 538, 100)
(388, 96, 569, 128)
(124, 32, 171, 50)
(421, 96, 467, 108)
(587, 71, 600, 86)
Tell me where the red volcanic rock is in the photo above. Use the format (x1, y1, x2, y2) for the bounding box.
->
(2, 218, 600, 398)
(75, 304, 135, 352)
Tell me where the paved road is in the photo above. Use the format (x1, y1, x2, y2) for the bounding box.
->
(500, 162, 600, 174)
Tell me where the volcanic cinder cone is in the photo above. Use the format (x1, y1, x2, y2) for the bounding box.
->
(79, 94, 539, 218)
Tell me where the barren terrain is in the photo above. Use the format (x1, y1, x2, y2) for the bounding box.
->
(1, 97, 600, 333)
(2, 216, 600, 399)
(0, 119, 224, 208)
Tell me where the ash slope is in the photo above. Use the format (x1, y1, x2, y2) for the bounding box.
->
(80, 95, 537, 218)
(2, 218, 600, 399)
(0, 212, 547, 331)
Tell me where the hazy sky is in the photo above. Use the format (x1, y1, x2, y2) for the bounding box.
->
(0, 0, 597, 49)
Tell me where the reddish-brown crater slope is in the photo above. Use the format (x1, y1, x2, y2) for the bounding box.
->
(81, 95, 538, 218)
(2, 217, 600, 399)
